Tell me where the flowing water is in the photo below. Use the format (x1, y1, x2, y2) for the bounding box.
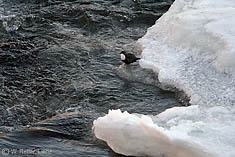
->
(0, 0, 177, 156)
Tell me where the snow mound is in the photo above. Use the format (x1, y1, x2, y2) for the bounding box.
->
(138, 0, 235, 106)
(93, 107, 235, 157)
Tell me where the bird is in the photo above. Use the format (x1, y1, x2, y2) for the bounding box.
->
(120, 51, 141, 64)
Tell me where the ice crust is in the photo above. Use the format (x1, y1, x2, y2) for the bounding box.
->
(94, 107, 235, 157)
(139, 0, 235, 106)
(93, 0, 235, 156)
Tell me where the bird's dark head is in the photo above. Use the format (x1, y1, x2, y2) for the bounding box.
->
(120, 51, 126, 55)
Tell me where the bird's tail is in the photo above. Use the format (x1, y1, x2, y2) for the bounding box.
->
(136, 57, 141, 60)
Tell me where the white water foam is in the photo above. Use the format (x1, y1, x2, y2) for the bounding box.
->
(93, 0, 235, 156)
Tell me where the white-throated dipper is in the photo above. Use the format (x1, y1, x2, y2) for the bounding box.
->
(120, 51, 140, 64)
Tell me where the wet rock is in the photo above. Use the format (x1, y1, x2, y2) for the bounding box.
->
(116, 63, 160, 86)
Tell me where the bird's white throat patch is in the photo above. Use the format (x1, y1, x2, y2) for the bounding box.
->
(120, 54, 125, 61)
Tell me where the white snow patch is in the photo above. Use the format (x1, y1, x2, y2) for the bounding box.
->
(138, 0, 235, 106)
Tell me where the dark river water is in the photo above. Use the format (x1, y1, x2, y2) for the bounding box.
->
(0, 0, 178, 156)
